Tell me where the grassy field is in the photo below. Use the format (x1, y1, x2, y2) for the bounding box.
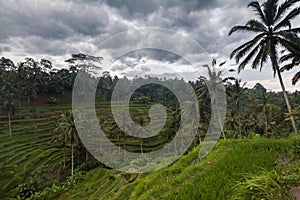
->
(57, 138, 298, 200)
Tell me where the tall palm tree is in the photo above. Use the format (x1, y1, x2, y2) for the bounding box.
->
(137, 116, 145, 155)
(229, 0, 300, 134)
(196, 59, 229, 139)
(110, 122, 122, 155)
(225, 110, 240, 138)
(0, 96, 15, 140)
(255, 93, 280, 135)
(226, 79, 247, 138)
(53, 111, 78, 179)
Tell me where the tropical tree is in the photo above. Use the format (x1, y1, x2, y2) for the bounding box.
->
(53, 111, 78, 179)
(65, 53, 103, 73)
(229, 0, 300, 134)
(0, 95, 16, 140)
(195, 59, 230, 139)
(226, 79, 248, 137)
(225, 110, 240, 138)
(255, 92, 280, 135)
(137, 116, 145, 155)
(110, 122, 123, 155)
(0, 57, 17, 139)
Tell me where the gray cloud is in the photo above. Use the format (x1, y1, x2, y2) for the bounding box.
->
(0, 46, 11, 53)
(0, 0, 299, 91)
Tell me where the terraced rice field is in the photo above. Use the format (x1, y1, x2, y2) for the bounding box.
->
(0, 115, 64, 198)
(0, 101, 176, 199)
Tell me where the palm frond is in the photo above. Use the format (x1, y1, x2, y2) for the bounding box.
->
(238, 42, 262, 72)
(260, 43, 269, 71)
(276, 36, 300, 53)
(230, 33, 265, 60)
(262, 0, 278, 25)
(274, 7, 300, 30)
(252, 42, 267, 69)
(292, 71, 300, 84)
(275, 0, 300, 22)
(228, 25, 261, 35)
(280, 53, 294, 63)
(246, 20, 268, 32)
(235, 38, 266, 64)
(248, 1, 269, 25)
(219, 61, 227, 67)
(288, 27, 300, 33)
(269, 42, 279, 77)
(281, 63, 295, 71)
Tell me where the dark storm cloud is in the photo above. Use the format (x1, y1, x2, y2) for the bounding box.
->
(0, 46, 11, 53)
(120, 49, 182, 63)
(106, 0, 218, 19)
(0, 0, 252, 58)
(0, 0, 110, 41)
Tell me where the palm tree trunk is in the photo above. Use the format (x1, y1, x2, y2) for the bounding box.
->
(265, 119, 268, 135)
(85, 148, 88, 163)
(276, 68, 298, 134)
(140, 128, 143, 154)
(123, 136, 126, 161)
(216, 105, 226, 139)
(18, 93, 21, 107)
(71, 142, 74, 180)
(63, 145, 66, 170)
(8, 113, 12, 140)
(236, 103, 241, 138)
(118, 133, 121, 156)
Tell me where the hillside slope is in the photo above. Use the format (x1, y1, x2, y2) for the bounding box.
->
(58, 138, 297, 200)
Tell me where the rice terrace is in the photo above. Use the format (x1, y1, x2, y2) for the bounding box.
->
(0, 0, 300, 199)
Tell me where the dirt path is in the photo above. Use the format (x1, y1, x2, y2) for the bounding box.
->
(291, 187, 300, 200)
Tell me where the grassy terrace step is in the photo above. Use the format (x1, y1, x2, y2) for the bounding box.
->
(56, 138, 294, 200)
(0, 135, 54, 152)
(1, 146, 41, 164)
(35, 151, 64, 171)
(2, 148, 63, 196)
(4, 146, 48, 165)
(0, 117, 56, 125)
(19, 148, 61, 174)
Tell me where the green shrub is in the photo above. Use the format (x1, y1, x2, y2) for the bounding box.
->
(29, 171, 85, 200)
(232, 170, 292, 200)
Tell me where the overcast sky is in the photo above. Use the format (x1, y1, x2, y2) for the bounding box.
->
(0, 0, 299, 91)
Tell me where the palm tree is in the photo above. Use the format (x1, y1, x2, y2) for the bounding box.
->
(255, 93, 280, 135)
(0, 96, 16, 140)
(225, 110, 240, 138)
(110, 122, 122, 155)
(53, 111, 78, 179)
(196, 59, 229, 139)
(0, 57, 16, 139)
(137, 116, 145, 155)
(229, 0, 300, 134)
(226, 79, 247, 137)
